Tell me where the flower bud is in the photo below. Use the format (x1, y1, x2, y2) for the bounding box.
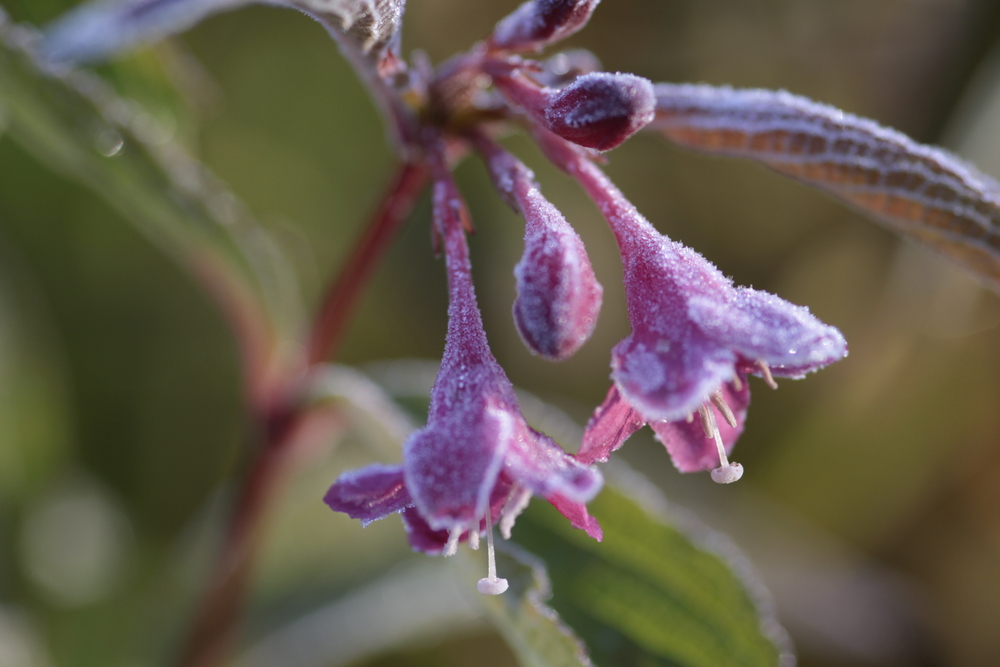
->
(490, 0, 600, 53)
(513, 193, 603, 360)
(474, 134, 603, 360)
(545, 72, 655, 151)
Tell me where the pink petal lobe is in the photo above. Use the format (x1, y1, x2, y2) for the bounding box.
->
(401, 507, 452, 554)
(578, 384, 644, 464)
(324, 464, 412, 526)
(649, 377, 750, 473)
(547, 492, 603, 541)
(503, 418, 603, 502)
(689, 287, 848, 378)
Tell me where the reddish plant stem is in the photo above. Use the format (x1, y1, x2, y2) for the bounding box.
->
(308, 160, 432, 365)
(178, 161, 430, 667)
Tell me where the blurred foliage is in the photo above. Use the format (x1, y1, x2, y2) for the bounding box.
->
(2, 1, 1000, 667)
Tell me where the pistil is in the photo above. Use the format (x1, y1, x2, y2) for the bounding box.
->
(699, 403, 744, 484)
(477, 504, 509, 595)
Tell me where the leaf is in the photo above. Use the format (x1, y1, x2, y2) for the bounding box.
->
(0, 17, 304, 379)
(39, 0, 405, 64)
(509, 464, 793, 667)
(651, 83, 1000, 294)
(463, 541, 595, 667)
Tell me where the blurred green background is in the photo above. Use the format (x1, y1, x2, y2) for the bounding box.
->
(4, 0, 1000, 666)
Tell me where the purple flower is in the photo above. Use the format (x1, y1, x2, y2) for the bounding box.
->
(534, 129, 847, 482)
(325, 157, 603, 593)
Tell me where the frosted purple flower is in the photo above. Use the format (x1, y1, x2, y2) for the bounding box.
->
(325, 155, 603, 593)
(535, 129, 847, 482)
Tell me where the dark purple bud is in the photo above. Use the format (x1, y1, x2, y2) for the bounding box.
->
(490, 0, 600, 53)
(545, 72, 655, 151)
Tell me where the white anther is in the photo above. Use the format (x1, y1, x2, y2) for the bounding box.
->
(443, 528, 461, 557)
(477, 503, 508, 595)
(711, 463, 744, 484)
(477, 577, 509, 595)
(731, 374, 743, 392)
(500, 487, 532, 540)
(468, 529, 480, 550)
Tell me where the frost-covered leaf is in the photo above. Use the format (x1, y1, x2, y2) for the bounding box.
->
(41, 0, 405, 65)
(652, 83, 1000, 294)
(509, 467, 793, 667)
(466, 542, 595, 667)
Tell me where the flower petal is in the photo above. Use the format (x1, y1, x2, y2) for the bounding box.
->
(502, 415, 603, 503)
(324, 464, 412, 526)
(689, 287, 848, 377)
(403, 409, 509, 531)
(547, 492, 603, 541)
(578, 384, 645, 464)
(649, 378, 749, 473)
(400, 507, 451, 554)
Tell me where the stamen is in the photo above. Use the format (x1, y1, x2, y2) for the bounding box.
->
(443, 528, 461, 557)
(701, 401, 744, 485)
(731, 374, 743, 392)
(711, 390, 738, 428)
(500, 487, 532, 540)
(697, 404, 714, 438)
(468, 528, 480, 550)
(685, 412, 694, 423)
(477, 504, 509, 595)
(757, 359, 778, 389)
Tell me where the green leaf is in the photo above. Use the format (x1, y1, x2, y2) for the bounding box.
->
(0, 17, 304, 346)
(509, 466, 792, 667)
(466, 542, 595, 667)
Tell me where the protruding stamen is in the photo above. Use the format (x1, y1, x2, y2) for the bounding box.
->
(477, 504, 509, 595)
(468, 529, 481, 550)
(757, 359, 778, 389)
(443, 528, 462, 557)
(701, 401, 744, 485)
(731, 374, 743, 392)
(685, 412, 694, 423)
(711, 389, 738, 428)
(500, 487, 532, 540)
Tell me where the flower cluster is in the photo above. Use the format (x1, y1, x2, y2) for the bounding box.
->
(42, 0, 848, 593)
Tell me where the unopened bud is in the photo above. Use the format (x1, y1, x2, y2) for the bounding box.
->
(490, 0, 600, 53)
(514, 190, 603, 360)
(473, 133, 603, 360)
(545, 72, 655, 151)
